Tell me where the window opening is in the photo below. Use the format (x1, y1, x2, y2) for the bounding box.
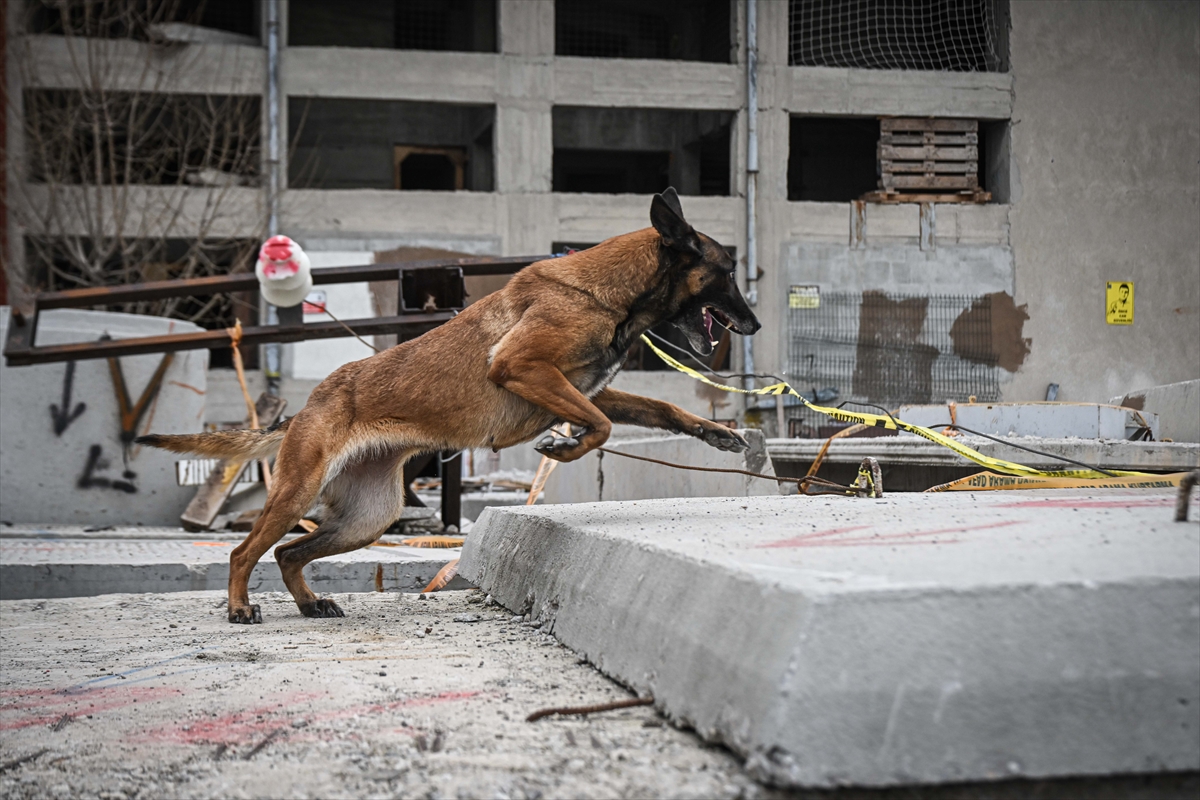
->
(289, 0, 496, 51)
(394, 146, 467, 191)
(25, 90, 261, 187)
(788, 0, 1006, 72)
(553, 107, 733, 196)
(27, 0, 258, 40)
(789, 115, 1006, 204)
(290, 99, 493, 191)
(556, 0, 732, 62)
(788, 117, 879, 202)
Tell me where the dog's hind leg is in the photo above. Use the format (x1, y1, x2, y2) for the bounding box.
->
(227, 419, 331, 624)
(274, 448, 408, 618)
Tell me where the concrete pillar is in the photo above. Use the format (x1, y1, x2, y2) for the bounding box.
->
(751, 0, 794, 382)
(5, 0, 28, 292)
(494, 3, 554, 197)
(498, 0, 554, 56)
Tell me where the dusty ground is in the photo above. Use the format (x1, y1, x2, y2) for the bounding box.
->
(3, 590, 1196, 800)
(0, 589, 779, 800)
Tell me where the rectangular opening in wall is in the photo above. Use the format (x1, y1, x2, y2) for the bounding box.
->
(289, 0, 497, 51)
(289, 99, 494, 191)
(788, 116, 879, 202)
(556, 0, 732, 62)
(979, 119, 1011, 204)
(27, 0, 259, 41)
(24, 90, 261, 186)
(553, 107, 733, 196)
(788, 0, 1007, 72)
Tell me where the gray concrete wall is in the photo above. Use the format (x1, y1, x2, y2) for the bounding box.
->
(0, 308, 207, 526)
(1004, 1, 1200, 402)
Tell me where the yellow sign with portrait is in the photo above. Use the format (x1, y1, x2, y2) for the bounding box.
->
(1106, 281, 1134, 325)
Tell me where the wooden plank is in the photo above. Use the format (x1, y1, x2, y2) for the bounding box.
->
(882, 174, 979, 189)
(180, 393, 287, 531)
(860, 189, 992, 205)
(882, 160, 978, 174)
(881, 118, 978, 133)
(881, 133, 977, 146)
(879, 144, 978, 161)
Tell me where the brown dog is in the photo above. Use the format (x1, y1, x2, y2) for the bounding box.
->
(138, 188, 760, 623)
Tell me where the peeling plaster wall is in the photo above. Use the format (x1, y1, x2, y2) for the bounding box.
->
(1005, 1, 1200, 402)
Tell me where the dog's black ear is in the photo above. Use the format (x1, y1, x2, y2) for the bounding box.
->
(658, 186, 685, 219)
(651, 188, 699, 255)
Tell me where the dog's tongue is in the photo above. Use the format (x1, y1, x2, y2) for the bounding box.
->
(703, 309, 714, 343)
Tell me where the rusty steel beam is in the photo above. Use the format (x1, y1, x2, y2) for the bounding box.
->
(4, 312, 453, 366)
(4, 255, 550, 367)
(33, 255, 544, 311)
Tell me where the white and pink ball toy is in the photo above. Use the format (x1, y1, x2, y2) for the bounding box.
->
(255, 235, 313, 308)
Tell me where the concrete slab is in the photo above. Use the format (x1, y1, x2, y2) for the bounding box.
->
(767, 435, 1200, 472)
(893, 402, 1158, 440)
(1113, 380, 1200, 444)
(461, 489, 1200, 789)
(0, 526, 466, 600)
(0, 590, 778, 800)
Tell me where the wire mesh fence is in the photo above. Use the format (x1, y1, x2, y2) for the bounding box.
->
(788, 0, 1004, 72)
(785, 291, 1000, 437)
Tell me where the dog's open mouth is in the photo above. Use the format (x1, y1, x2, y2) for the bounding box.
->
(703, 306, 737, 344)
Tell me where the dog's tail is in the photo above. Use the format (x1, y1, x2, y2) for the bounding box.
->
(136, 418, 292, 460)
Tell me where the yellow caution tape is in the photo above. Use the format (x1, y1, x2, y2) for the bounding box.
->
(639, 334, 1151, 481)
(926, 471, 1192, 492)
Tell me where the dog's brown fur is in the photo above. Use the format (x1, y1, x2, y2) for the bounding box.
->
(138, 189, 759, 623)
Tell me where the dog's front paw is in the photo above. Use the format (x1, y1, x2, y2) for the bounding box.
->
(694, 423, 748, 453)
(228, 604, 262, 624)
(534, 433, 581, 460)
(298, 598, 344, 619)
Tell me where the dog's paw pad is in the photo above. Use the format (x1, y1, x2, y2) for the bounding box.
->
(300, 598, 344, 618)
(228, 604, 262, 624)
(535, 435, 580, 456)
(702, 429, 749, 453)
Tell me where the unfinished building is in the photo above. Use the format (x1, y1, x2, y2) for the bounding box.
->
(4, 0, 1197, 434)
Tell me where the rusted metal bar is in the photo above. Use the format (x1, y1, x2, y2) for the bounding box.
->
(4, 312, 453, 366)
(4, 255, 550, 367)
(33, 256, 544, 311)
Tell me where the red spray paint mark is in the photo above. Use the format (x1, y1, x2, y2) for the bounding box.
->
(993, 497, 1177, 510)
(140, 690, 482, 745)
(0, 686, 181, 730)
(757, 526, 871, 548)
(757, 520, 1022, 549)
(140, 691, 323, 744)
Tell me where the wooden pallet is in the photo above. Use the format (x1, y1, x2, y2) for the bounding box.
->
(877, 117, 982, 196)
(861, 188, 992, 204)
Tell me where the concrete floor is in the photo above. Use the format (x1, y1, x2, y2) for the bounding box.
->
(0, 590, 775, 800)
(3, 591, 1198, 799)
